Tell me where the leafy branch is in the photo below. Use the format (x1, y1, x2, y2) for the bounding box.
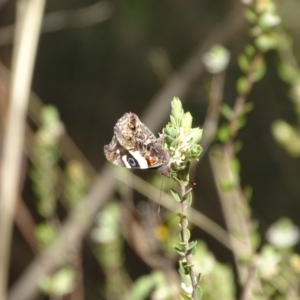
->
(163, 98, 203, 299)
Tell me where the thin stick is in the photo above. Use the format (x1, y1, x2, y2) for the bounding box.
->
(0, 0, 45, 299)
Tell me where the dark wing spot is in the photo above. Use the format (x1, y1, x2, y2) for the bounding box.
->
(128, 157, 137, 167)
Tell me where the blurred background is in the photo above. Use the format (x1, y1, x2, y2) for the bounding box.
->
(1, 0, 300, 299)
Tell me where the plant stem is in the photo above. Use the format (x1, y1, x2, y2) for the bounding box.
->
(0, 1, 45, 299)
(180, 180, 198, 300)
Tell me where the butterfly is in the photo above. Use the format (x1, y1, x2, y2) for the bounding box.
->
(104, 112, 171, 177)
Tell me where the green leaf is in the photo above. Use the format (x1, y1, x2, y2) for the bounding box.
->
(259, 11, 281, 30)
(178, 260, 186, 274)
(177, 242, 186, 246)
(220, 104, 233, 120)
(244, 8, 257, 23)
(41, 105, 60, 127)
(278, 63, 300, 84)
(190, 245, 196, 255)
(180, 228, 191, 242)
(220, 179, 236, 192)
(252, 57, 266, 82)
(170, 115, 177, 126)
(196, 286, 203, 300)
(172, 175, 181, 185)
(238, 53, 250, 73)
(243, 102, 254, 114)
(174, 245, 185, 256)
(171, 137, 179, 147)
(183, 188, 193, 200)
(188, 240, 197, 251)
(184, 264, 194, 270)
(191, 144, 202, 158)
(236, 76, 249, 95)
(181, 161, 190, 185)
(185, 191, 193, 207)
(236, 115, 246, 130)
(251, 231, 261, 250)
(164, 123, 178, 138)
(190, 128, 203, 145)
(170, 188, 181, 203)
(181, 112, 193, 133)
(165, 135, 175, 144)
(255, 33, 278, 52)
(39, 266, 75, 296)
(179, 261, 190, 275)
(128, 274, 156, 300)
(217, 125, 230, 143)
(177, 212, 187, 218)
(35, 223, 57, 248)
(230, 157, 240, 174)
(245, 45, 256, 58)
(171, 97, 184, 121)
(180, 292, 193, 300)
(51, 267, 75, 296)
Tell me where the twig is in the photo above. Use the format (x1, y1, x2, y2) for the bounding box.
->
(180, 180, 198, 299)
(209, 146, 253, 283)
(209, 52, 264, 285)
(0, 1, 45, 299)
(239, 263, 258, 300)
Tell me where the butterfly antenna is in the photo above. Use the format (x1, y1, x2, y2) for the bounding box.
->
(157, 177, 165, 213)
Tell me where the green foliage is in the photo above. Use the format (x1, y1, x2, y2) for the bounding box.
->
(210, 2, 300, 299)
(128, 271, 170, 300)
(266, 218, 300, 249)
(64, 160, 90, 207)
(39, 266, 75, 297)
(202, 44, 231, 74)
(35, 222, 57, 249)
(163, 97, 203, 176)
(217, 125, 230, 143)
(91, 202, 127, 298)
(29, 105, 91, 298)
(272, 120, 300, 156)
(170, 188, 181, 203)
(278, 63, 300, 83)
(254, 220, 300, 299)
(162, 98, 203, 299)
(30, 105, 63, 218)
(192, 242, 235, 300)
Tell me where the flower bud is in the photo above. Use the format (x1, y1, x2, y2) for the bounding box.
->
(164, 124, 178, 138)
(190, 128, 203, 145)
(181, 112, 193, 133)
(191, 145, 202, 157)
(171, 97, 184, 121)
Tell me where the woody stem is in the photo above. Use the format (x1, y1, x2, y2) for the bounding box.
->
(180, 180, 198, 299)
